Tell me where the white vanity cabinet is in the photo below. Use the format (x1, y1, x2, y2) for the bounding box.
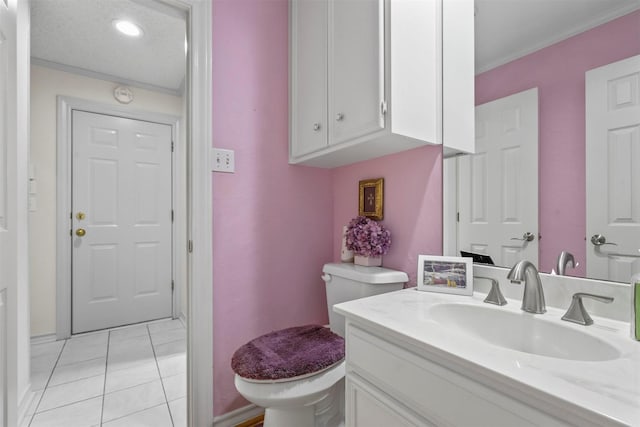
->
(337, 289, 640, 427)
(345, 323, 572, 427)
(289, 0, 475, 168)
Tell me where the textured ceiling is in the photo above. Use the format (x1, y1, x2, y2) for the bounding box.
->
(31, 0, 186, 93)
(31, 0, 640, 89)
(475, 0, 640, 73)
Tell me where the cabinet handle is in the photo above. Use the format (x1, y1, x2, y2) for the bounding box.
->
(313, 123, 321, 132)
(335, 113, 344, 121)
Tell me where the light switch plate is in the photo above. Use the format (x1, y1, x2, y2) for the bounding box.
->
(212, 148, 235, 173)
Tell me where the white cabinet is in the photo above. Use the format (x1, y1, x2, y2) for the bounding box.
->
(345, 323, 570, 427)
(289, 0, 474, 168)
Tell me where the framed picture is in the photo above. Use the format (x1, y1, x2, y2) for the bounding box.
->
(417, 255, 473, 295)
(359, 178, 384, 220)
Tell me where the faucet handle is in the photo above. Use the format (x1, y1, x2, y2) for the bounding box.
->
(476, 276, 507, 306)
(561, 293, 614, 326)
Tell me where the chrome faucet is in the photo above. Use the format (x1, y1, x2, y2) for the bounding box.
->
(555, 251, 578, 276)
(507, 260, 546, 314)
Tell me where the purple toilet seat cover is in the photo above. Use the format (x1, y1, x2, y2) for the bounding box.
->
(231, 324, 345, 381)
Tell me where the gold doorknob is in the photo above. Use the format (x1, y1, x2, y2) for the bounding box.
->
(76, 228, 86, 237)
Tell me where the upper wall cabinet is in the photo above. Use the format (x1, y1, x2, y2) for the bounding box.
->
(289, 0, 475, 168)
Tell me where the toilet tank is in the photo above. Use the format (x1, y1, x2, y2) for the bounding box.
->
(322, 263, 408, 337)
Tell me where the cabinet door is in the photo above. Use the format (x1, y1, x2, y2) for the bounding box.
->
(329, 0, 385, 146)
(290, 0, 328, 158)
(346, 375, 433, 427)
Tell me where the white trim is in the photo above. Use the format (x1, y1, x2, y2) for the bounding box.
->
(17, 389, 35, 427)
(212, 404, 263, 427)
(182, 0, 214, 425)
(29, 333, 57, 345)
(31, 57, 185, 97)
(130, 0, 187, 19)
(55, 96, 183, 339)
(476, 4, 640, 74)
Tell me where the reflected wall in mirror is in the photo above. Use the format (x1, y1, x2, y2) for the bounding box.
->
(444, 1, 640, 284)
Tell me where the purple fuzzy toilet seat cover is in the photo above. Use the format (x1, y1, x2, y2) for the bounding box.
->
(231, 324, 345, 381)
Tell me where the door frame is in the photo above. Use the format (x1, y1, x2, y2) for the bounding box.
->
(181, 1, 213, 425)
(56, 97, 183, 337)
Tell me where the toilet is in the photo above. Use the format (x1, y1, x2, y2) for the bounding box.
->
(232, 263, 408, 427)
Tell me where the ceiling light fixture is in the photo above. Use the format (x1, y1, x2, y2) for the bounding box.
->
(113, 20, 143, 37)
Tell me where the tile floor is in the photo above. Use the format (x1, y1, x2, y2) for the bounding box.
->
(24, 319, 186, 427)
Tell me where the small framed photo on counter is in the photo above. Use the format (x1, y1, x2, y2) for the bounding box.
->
(358, 178, 384, 220)
(417, 255, 473, 296)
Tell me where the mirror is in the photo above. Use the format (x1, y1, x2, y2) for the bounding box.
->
(444, 0, 640, 283)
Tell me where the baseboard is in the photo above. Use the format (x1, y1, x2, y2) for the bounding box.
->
(30, 333, 57, 345)
(212, 404, 264, 427)
(18, 388, 35, 427)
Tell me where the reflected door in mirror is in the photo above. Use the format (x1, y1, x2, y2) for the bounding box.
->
(456, 88, 539, 268)
(586, 54, 640, 283)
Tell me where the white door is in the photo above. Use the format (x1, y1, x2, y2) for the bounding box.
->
(458, 88, 539, 268)
(72, 111, 173, 333)
(586, 55, 640, 282)
(0, 1, 15, 422)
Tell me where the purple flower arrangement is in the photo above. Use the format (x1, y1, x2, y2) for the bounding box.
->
(345, 216, 391, 257)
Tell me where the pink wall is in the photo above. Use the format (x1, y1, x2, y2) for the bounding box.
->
(211, 3, 639, 418)
(332, 146, 443, 286)
(211, 0, 443, 412)
(212, 0, 333, 415)
(476, 11, 640, 276)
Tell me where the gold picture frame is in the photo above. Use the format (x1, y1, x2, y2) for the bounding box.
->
(359, 178, 384, 220)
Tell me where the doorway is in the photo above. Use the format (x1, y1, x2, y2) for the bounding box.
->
(28, 0, 213, 425)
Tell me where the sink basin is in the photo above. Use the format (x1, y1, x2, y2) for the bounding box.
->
(427, 303, 620, 361)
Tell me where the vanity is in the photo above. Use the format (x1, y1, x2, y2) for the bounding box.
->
(334, 286, 640, 427)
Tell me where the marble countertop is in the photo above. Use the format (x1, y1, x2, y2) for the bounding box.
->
(334, 289, 640, 427)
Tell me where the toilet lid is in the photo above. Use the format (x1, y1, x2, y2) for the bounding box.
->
(231, 325, 345, 381)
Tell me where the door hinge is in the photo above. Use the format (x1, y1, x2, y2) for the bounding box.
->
(188, 240, 193, 253)
(457, 212, 460, 222)
(171, 141, 174, 152)
(171, 280, 175, 291)
(171, 210, 174, 222)
(380, 100, 387, 116)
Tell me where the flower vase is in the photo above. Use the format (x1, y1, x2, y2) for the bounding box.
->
(340, 225, 354, 263)
(354, 255, 382, 267)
